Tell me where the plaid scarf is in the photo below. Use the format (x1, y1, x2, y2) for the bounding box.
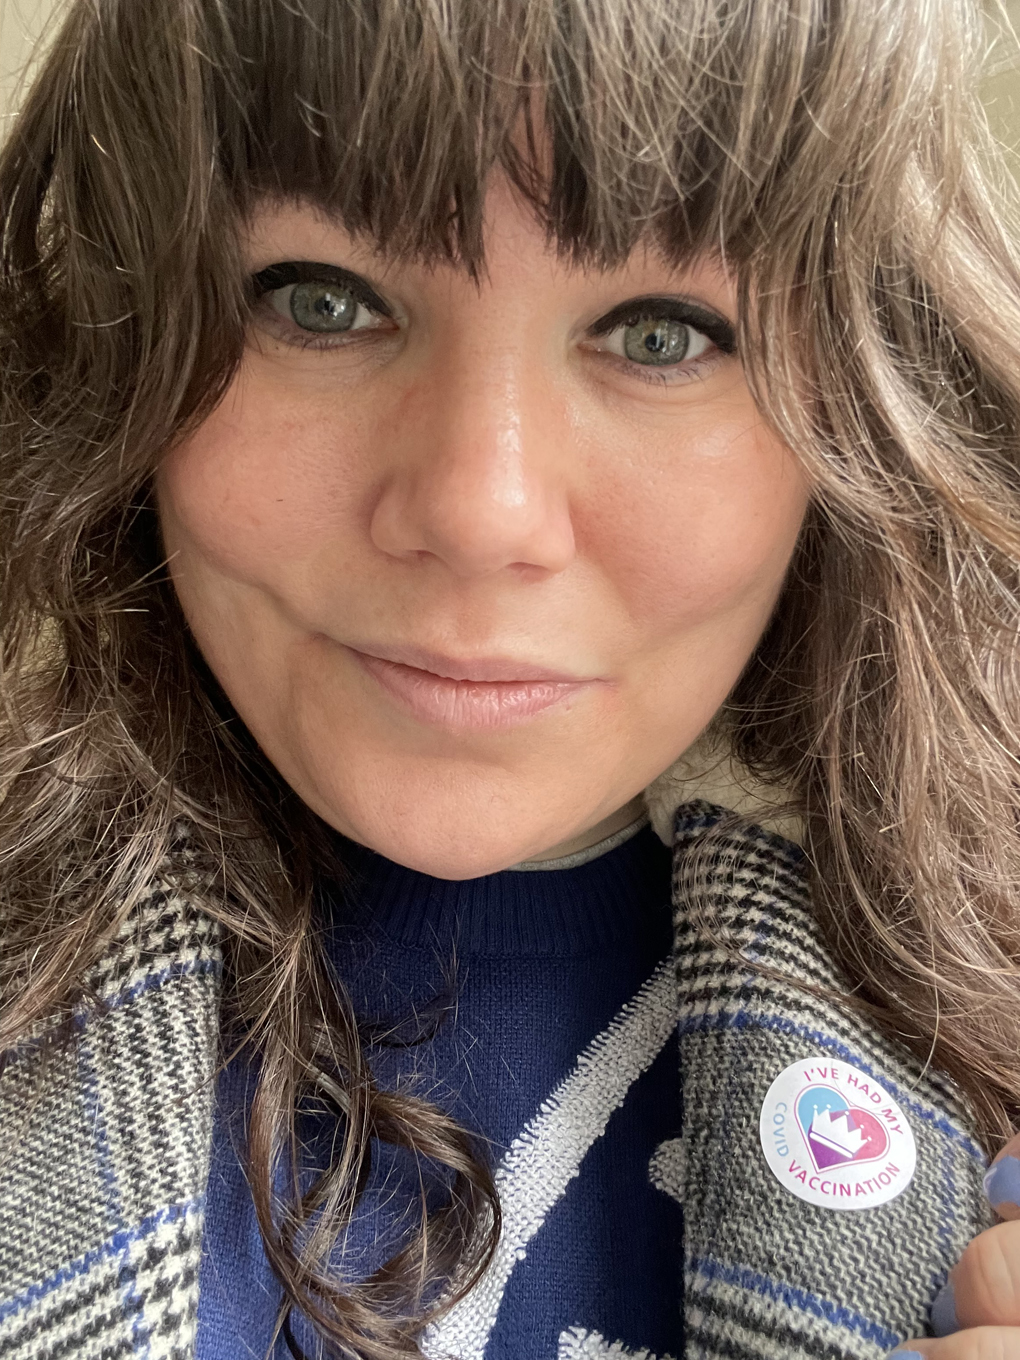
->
(0, 804, 992, 1360)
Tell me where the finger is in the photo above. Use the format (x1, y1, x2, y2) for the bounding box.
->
(887, 1326, 1020, 1358)
(931, 1222, 1020, 1333)
(986, 1134, 1020, 1223)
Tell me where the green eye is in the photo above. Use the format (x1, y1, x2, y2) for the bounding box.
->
(623, 318, 692, 366)
(287, 281, 358, 333)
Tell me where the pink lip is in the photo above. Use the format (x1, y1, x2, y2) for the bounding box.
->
(344, 644, 594, 730)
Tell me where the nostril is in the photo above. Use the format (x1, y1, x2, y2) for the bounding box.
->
(369, 464, 575, 577)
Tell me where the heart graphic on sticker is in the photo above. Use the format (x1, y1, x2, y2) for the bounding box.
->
(794, 1084, 891, 1172)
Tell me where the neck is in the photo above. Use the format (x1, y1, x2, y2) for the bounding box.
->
(516, 795, 647, 864)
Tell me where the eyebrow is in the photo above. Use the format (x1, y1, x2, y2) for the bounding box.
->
(587, 295, 737, 354)
(250, 261, 395, 319)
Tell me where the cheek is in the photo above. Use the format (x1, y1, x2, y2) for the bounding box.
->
(578, 404, 809, 633)
(157, 361, 372, 582)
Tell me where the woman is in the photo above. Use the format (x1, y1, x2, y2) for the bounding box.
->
(1, 0, 1020, 1357)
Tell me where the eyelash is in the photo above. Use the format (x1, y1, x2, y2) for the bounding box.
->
(251, 263, 395, 352)
(249, 264, 738, 379)
(583, 296, 736, 387)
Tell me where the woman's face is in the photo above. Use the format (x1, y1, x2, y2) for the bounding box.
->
(157, 182, 810, 878)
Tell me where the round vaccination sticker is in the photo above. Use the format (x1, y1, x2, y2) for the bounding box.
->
(758, 1057, 916, 1210)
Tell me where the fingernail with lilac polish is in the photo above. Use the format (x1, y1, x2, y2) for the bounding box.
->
(887, 1352, 925, 1359)
(930, 1280, 958, 1336)
(984, 1153, 1020, 1212)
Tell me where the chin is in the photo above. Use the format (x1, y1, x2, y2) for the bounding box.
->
(349, 819, 544, 881)
(324, 787, 574, 881)
(284, 726, 615, 880)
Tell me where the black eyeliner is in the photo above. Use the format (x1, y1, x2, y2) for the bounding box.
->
(251, 261, 394, 319)
(588, 295, 737, 355)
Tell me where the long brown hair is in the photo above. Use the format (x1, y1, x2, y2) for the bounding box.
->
(2, 0, 1020, 1354)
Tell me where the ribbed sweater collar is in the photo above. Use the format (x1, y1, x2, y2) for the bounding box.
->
(322, 822, 672, 959)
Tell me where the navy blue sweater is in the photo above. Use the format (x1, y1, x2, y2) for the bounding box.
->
(197, 821, 682, 1359)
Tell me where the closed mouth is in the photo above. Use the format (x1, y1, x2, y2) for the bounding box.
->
(344, 644, 594, 730)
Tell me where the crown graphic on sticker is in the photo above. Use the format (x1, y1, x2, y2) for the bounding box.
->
(759, 1057, 916, 1210)
(809, 1107, 868, 1160)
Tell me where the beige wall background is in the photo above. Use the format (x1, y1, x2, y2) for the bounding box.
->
(983, 1, 1020, 173)
(3, 0, 1020, 159)
(0, 0, 58, 130)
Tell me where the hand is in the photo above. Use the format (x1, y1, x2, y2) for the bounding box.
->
(886, 1133, 1020, 1358)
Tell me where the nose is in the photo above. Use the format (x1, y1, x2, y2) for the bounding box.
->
(369, 361, 576, 578)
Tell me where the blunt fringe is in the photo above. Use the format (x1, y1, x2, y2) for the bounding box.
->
(3, 0, 1020, 1354)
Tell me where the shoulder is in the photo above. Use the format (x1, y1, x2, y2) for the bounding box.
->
(667, 800, 992, 1360)
(0, 831, 221, 1359)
